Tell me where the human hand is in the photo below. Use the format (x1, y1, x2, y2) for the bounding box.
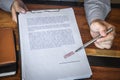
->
(11, 0, 28, 22)
(90, 19, 116, 49)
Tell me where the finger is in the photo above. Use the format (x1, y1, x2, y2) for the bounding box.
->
(13, 0, 27, 13)
(99, 28, 107, 36)
(18, 1, 28, 13)
(17, 7, 26, 13)
(98, 43, 112, 49)
(96, 40, 112, 46)
(11, 7, 17, 23)
(96, 32, 115, 42)
(90, 31, 99, 38)
(94, 41, 112, 49)
(94, 42, 105, 49)
(22, 3, 28, 11)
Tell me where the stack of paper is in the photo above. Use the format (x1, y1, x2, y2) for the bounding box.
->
(18, 8, 92, 80)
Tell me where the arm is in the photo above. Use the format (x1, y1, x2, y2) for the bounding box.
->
(0, 0, 14, 11)
(84, 0, 111, 25)
(0, 0, 28, 22)
(84, 0, 116, 49)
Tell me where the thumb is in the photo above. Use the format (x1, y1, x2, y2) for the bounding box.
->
(99, 28, 107, 37)
(11, 7, 17, 23)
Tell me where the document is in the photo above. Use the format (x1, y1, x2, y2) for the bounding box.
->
(18, 8, 92, 80)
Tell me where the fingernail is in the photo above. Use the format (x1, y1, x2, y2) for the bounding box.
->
(96, 39, 101, 42)
(21, 10, 25, 13)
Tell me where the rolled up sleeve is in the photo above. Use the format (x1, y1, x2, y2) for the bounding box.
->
(0, 0, 14, 12)
(84, 0, 111, 25)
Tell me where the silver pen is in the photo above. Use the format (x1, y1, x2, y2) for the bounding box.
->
(64, 27, 113, 58)
(75, 27, 113, 52)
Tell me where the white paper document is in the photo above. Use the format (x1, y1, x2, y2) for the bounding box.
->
(18, 8, 92, 80)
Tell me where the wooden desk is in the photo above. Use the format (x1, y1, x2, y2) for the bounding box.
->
(0, 4, 120, 80)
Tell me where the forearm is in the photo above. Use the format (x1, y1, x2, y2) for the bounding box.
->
(0, 0, 14, 12)
(84, 0, 111, 25)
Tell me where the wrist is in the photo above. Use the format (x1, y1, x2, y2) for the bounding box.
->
(90, 19, 104, 26)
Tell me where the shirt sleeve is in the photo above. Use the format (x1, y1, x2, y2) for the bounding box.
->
(0, 0, 14, 12)
(84, 0, 111, 25)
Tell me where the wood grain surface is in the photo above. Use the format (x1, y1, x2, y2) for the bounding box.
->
(0, 4, 120, 80)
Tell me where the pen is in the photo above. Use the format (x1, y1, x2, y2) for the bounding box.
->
(64, 27, 113, 59)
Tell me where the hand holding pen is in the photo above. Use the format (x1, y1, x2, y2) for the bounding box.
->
(90, 19, 116, 49)
(64, 27, 114, 59)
